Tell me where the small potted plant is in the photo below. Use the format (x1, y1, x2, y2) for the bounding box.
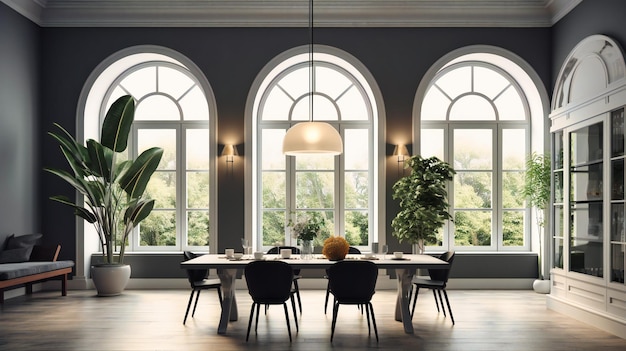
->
(391, 155, 455, 253)
(522, 152, 551, 293)
(288, 212, 326, 259)
(45, 95, 163, 296)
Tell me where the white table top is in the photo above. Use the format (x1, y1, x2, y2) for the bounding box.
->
(180, 253, 449, 270)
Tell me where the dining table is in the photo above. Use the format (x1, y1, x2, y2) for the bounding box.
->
(180, 253, 449, 335)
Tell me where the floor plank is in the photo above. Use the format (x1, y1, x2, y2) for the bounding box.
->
(0, 289, 625, 350)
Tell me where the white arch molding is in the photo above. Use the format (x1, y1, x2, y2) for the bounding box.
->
(244, 44, 387, 248)
(71, 45, 218, 288)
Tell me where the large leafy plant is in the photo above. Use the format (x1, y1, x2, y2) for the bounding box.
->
(45, 95, 163, 264)
(391, 155, 455, 247)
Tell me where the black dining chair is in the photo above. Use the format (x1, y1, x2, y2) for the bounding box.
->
(245, 260, 297, 342)
(327, 260, 379, 342)
(409, 251, 456, 325)
(324, 246, 361, 314)
(267, 246, 303, 313)
(182, 251, 223, 325)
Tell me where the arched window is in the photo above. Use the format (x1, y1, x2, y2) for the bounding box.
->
(82, 47, 217, 254)
(417, 49, 547, 252)
(249, 46, 383, 251)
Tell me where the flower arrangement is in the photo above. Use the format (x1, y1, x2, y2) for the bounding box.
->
(288, 212, 326, 241)
(322, 236, 350, 261)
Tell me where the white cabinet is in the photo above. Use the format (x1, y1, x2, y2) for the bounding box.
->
(548, 35, 626, 339)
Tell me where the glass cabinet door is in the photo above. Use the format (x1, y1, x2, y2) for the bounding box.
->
(553, 131, 564, 269)
(569, 122, 603, 277)
(611, 108, 626, 284)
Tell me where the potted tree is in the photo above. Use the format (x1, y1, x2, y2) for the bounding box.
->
(391, 155, 455, 253)
(522, 152, 551, 293)
(45, 95, 163, 296)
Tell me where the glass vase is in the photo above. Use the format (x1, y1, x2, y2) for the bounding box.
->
(301, 240, 314, 260)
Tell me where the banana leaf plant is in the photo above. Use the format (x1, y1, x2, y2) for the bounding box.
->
(45, 95, 163, 264)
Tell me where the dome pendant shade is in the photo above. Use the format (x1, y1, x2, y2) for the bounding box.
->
(282, 121, 343, 155)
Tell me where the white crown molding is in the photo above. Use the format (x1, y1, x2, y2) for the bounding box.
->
(1, 0, 582, 28)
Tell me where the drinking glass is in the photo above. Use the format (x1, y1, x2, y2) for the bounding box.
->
(241, 238, 250, 258)
(371, 242, 379, 257)
(382, 244, 389, 259)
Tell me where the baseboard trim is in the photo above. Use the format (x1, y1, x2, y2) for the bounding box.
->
(547, 295, 626, 339)
(63, 277, 534, 291)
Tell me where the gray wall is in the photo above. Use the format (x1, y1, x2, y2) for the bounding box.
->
(36, 27, 552, 269)
(17, 1, 626, 279)
(0, 3, 40, 246)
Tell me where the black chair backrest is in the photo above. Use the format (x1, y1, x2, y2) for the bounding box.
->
(245, 260, 294, 303)
(328, 260, 377, 302)
(183, 251, 209, 283)
(267, 246, 301, 254)
(348, 246, 361, 254)
(428, 251, 455, 282)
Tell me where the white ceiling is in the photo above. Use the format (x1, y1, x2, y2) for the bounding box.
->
(1, 0, 582, 27)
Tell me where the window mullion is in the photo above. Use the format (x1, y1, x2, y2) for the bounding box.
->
(178, 125, 185, 251)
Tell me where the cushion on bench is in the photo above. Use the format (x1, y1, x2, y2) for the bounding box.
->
(0, 261, 75, 281)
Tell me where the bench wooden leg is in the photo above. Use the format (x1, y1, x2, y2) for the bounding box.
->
(62, 274, 68, 296)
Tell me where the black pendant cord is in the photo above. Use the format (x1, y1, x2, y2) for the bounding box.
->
(309, 0, 314, 123)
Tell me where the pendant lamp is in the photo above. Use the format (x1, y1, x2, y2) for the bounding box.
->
(282, 0, 343, 156)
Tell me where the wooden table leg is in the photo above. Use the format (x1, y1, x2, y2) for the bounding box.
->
(395, 268, 416, 334)
(216, 268, 239, 334)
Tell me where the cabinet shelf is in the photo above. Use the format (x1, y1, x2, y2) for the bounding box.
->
(571, 199, 603, 204)
(571, 159, 603, 169)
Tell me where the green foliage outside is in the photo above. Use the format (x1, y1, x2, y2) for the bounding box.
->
(260, 159, 369, 247)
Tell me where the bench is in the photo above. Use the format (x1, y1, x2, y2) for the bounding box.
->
(0, 244, 74, 303)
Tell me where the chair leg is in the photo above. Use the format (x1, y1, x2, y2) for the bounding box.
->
(330, 302, 340, 342)
(437, 290, 447, 317)
(442, 290, 455, 325)
(324, 282, 330, 314)
(432, 289, 441, 312)
(293, 280, 302, 313)
(255, 303, 261, 333)
(290, 293, 299, 331)
(365, 303, 371, 335)
(192, 290, 201, 317)
(246, 303, 256, 342)
(183, 290, 195, 325)
(368, 303, 379, 342)
(283, 303, 292, 342)
(411, 286, 420, 319)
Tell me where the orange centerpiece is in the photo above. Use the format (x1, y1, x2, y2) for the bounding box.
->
(322, 236, 350, 261)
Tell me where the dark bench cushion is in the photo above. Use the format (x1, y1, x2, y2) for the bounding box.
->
(0, 261, 75, 281)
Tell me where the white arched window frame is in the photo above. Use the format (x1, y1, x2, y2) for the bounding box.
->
(415, 47, 549, 253)
(75, 46, 217, 281)
(246, 46, 385, 252)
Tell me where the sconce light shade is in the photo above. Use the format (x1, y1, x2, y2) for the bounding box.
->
(282, 121, 343, 155)
(393, 144, 410, 160)
(222, 144, 238, 163)
(222, 144, 238, 157)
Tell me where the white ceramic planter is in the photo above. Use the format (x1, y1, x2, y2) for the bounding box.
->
(91, 264, 131, 297)
(532, 279, 551, 294)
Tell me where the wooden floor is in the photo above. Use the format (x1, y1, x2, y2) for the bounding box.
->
(1, 289, 625, 351)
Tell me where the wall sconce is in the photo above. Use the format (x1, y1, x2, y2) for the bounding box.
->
(393, 144, 410, 162)
(392, 144, 410, 177)
(222, 144, 238, 163)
